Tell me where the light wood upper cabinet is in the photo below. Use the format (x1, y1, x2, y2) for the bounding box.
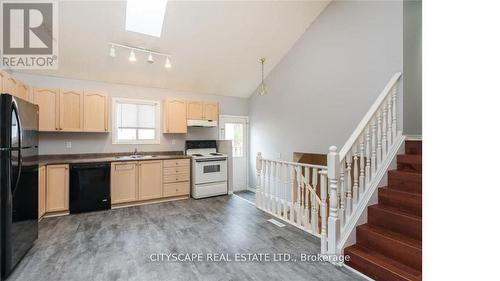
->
(1, 71, 18, 96)
(59, 89, 84, 131)
(111, 162, 138, 204)
(203, 102, 219, 121)
(46, 164, 69, 213)
(187, 101, 203, 120)
(83, 91, 108, 132)
(0, 71, 6, 93)
(16, 82, 30, 101)
(33, 88, 59, 131)
(138, 160, 163, 201)
(164, 99, 187, 133)
(38, 166, 46, 219)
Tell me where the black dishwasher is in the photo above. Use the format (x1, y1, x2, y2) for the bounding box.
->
(70, 163, 111, 214)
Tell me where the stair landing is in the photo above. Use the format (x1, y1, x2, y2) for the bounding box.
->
(345, 140, 422, 281)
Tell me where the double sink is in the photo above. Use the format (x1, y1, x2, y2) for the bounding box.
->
(114, 154, 159, 160)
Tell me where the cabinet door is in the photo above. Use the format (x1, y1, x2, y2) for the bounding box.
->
(46, 165, 69, 212)
(203, 102, 219, 121)
(38, 166, 46, 219)
(164, 99, 187, 133)
(60, 89, 83, 131)
(138, 160, 163, 201)
(3, 74, 18, 96)
(16, 83, 30, 101)
(111, 162, 138, 204)
(187, 101, 203, 120)
(33, 88, 59, 131)
(0, 70, 7, 92)
(83, 91, 108, 132)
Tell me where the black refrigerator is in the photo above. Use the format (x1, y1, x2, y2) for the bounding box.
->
(0, 94, 38, 279)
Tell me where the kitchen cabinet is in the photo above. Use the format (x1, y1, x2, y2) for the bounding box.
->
(83, 91, 108, 132)
(59, 89, 84, 131)
(163, 159, 190, 197)
(38, 166, 46, 219)
(111, 161, 138, 204)
(46, 164, 69, 213)
(187, 101, 219, 121)
(16, 82, 30, 101)
(33, 88, 60, 131)
(1, 70, 18, 96)
(203, 102, 219, 121)
(138, 160, 163, 200)
(187, 101, 203, 120)
(164, 99, 187, 133)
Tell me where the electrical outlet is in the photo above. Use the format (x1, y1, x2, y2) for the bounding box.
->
(171, 139, 176, 145)
(66, 141, 72, 148)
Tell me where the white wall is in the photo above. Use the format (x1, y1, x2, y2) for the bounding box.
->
(248, 1, 403, 187)
(403, 0, 422, 135)
(14, 73, 248, 155)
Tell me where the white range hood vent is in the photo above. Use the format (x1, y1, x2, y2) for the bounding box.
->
(187, 119, 218, 127)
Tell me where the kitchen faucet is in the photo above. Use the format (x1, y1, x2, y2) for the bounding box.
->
(133, 147, 138, 156)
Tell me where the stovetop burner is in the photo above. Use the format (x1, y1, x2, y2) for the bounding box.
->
(210, 153, 222, 156)
(191, 154, 203, 157)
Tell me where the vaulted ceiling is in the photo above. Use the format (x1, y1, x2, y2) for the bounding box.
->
(18, 0, 330, 97)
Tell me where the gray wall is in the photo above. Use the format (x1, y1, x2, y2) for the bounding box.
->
(403, 0, 422, 135)
(14, 73, 248, 155)
(248, 1, 403, 187)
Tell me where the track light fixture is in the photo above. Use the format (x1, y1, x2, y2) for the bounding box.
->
(107, 42, 172, 69)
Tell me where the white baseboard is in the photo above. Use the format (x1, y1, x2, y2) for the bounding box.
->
(343, 264, 375, 281)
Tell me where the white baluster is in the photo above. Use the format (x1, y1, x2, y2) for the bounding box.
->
(281, 163, 288, 220)
(371, 120, 377, 176)
(276, 162, 281, 216)
(262, 160, 267, 210)
(327, 146, 340, 256)
(353, 145, 359, 205)
(376, 111, 382, 167)
(289, 165, 295, 223)
(382, 104, 388, 158)
(365, 128, 371, 185)
(391, 86, 397, 140)
(311, 168, 318, 234)
(256, 153, 262, 208)
(387, 96, 393, 147)
(346, 152, 353, 217)
(319, 171, 327, 254)
(304, 167, 310, 228)
(339, 159, 345, 227)
(295, 166, 302, 227)
(359, 137, 365, 195)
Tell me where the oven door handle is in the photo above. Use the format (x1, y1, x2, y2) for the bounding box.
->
(195, 158, 227, 163)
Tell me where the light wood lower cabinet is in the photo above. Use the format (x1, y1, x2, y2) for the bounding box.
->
(38, 166, 46, 219)
(111, 161, 138, 204)
(138, 161, 163, 201)
(46, 164, 69, 213)
(162, 159, 190, 197)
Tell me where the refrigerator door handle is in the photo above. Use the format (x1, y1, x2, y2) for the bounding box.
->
(11, 100, 23, 195)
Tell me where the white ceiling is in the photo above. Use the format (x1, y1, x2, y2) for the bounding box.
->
(18, 0, 329, 98)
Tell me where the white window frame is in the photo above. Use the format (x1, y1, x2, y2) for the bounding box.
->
(112, 97, 161, 145)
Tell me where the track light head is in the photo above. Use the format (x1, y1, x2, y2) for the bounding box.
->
(129, 50, 136, 62)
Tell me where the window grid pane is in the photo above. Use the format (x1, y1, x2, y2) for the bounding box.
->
(225, 123, 243, 157)
(115, 99, 159, 143)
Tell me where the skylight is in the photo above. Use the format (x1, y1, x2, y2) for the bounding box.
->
(125, 0, 168, 37)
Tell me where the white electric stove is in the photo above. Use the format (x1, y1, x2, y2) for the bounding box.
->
(186, 140, 228, 199)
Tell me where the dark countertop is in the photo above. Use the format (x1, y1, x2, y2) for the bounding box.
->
(38, 151, 190, 166)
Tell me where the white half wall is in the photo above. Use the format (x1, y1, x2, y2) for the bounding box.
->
(14, 73, 248, 155)
(248, 1, 404, 187)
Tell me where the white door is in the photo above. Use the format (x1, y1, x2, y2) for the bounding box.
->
(219, 116, 248, 192)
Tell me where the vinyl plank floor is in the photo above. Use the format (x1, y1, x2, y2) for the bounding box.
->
(6, 195, 362, 281)
(234, 190, 256, 204)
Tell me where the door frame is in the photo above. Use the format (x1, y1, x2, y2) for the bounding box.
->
(219, 115, 249, 191)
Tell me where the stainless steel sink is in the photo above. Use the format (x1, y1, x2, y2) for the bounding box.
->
(115, 155, 158, 160)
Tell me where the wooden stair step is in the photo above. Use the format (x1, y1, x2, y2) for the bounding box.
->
(405, 140, 422, 155)
(368, 205, 422, 240)
(357, 224, 422, 270)
(378, 187, 422, 216)
(397, 154, 422, 173)
(345, 245, 422, 281)
(388, 170, 422, 194)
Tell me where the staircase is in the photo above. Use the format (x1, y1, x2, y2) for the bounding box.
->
(344, 140, 422, 281)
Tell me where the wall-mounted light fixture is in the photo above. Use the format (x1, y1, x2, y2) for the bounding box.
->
(108, 42, 172, 69)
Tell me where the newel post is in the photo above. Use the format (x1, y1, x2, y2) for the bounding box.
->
(256, 152, 263, 208)
(327, 146, 340, 256)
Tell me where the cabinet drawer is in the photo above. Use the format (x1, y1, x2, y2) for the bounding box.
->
(163, 172, 190, 183)
(164, 182, 190, 197)
(163, 159, 190, 168)
(163, 166, 189, 175)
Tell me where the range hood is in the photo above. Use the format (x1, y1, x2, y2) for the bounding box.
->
(187, 119, 218, 127)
